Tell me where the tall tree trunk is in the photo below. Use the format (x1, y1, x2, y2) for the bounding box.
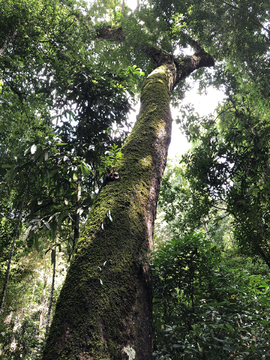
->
(73, 171, 81, 253)
(45, 241, 57, 337)
(39, 274, 48, 334)
(0, 181, 28, 314)
(42, 46, 214, 359)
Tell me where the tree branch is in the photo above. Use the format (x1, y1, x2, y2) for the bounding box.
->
(142, 41, 214, 89)
(91, 24, 214, 90)
(0, 31, 18, 56)
(85, 23, 214, 82)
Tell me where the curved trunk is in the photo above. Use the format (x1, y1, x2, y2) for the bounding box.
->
(42, 48, 214, 359)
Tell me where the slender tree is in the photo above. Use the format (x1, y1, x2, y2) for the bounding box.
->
(0, 180, 28, 314)
(45, 240, 57, 337)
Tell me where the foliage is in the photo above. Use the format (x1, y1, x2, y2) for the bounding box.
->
(166, 0, 270, 265)
(1, 0, 270, 357)
(156, 160, 233, 249)
(0, 249, 67, 359)
(0, 0, 143, 356)
(152, 0, 270, 84)
(151, 233, 270, 359)
(178, 82, 270, 266)
(0, 0, 142, 257)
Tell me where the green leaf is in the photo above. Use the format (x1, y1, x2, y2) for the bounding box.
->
(226, 324, 234, 333)
(2, 164, 14, 168)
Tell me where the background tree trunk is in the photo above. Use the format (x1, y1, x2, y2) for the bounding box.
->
(73, 171, 82, 253)
(45, 241, 57, 337)
(0, 181, 28, 314)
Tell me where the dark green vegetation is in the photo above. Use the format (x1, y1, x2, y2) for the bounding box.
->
(1, 0, 140, 357)
(152, 233, 270, 359)
(151, 150, 270, 360)
(1, 0, 270, 358)
(152, 164, 270, 358)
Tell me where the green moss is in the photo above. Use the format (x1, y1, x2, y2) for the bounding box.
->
(42, 65, 172, 360)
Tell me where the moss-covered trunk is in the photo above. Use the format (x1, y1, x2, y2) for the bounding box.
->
(42, 47, 214, 359)
(42, 64, 173, 360)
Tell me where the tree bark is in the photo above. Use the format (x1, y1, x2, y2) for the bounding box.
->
(73, 170, 82, 253)
(0, 180, 28, 314)
(45, 242, 57, 337)
(42, 46, 214, 359)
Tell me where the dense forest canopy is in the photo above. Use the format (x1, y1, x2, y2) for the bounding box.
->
(0, 0, 270, 359)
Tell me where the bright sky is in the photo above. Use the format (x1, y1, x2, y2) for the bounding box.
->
(168, 86, 225, 158)
(126, 0, 138, 10)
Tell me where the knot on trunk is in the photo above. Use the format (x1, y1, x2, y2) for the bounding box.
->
(96, 26, 126, 42)
(146, 46, 176, 67)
